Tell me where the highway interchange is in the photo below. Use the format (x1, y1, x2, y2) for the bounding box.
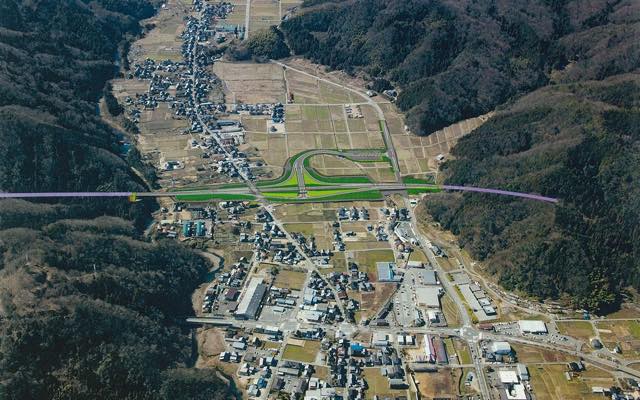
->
(2, 2, 636, 399)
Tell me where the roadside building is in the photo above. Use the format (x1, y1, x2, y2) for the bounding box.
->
(389, 379, 407, 389)
(499, 370, 519, 385)
(423, 334, 435, 363)
(518, 320, 548, 334)
(517, 364, 529, 381)
(490, 341, 512, 355)
(415, 286, 441, 308)
(505, 384, 528, 400)
(432, 337, 448, 365)
(416, 270, 437, 285)
(376, 262, 400, 282)
(234, 277, 267, 320)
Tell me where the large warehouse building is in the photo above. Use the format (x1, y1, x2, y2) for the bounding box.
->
(235, 277, 267, 320)
(518, 320, 548, 334)
(415, 286, 441, 308)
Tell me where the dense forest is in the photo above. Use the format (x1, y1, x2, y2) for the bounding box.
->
(281, 0, 640, 310)
(0, 1, 236, 398)
(281, 0, 640, 135)
(227, 26, 291, 61)
(427, 75, 640, 311)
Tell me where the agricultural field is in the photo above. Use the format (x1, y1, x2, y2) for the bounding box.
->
(556, 320, 596, 342)
(283, 222, 334, 248)
(286, 69, 355, 104)
(309, 154, 396, 183)
(381, 101, 493, 180)
(224, 0, 247, 26)
(355, 283, 397, 321)
(272, 269, 307, 291)
(362, 368, 408, 400)
(219, 63, 391, 180)
(529, 364, 617, 400)
(595, 320, 640, 358)
(248, 0, 280, 34)
(213, 61, 286, 104)
(282, 340, 320, 363)
(273, 201, 386, 223)
(284, 104, 385, 153)
(452, 339, 472, 365)
(348, 249, 396, 282)
(415, 369, 465, 399)
(441, 293, 462, 328)
(511, 343, 573, 363)
(130, 0, 191, 62)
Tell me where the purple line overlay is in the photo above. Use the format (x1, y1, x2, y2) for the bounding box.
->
(0, 186, 559, 203)
(0, 192, 133, 198)
(441, 185, 558, 203)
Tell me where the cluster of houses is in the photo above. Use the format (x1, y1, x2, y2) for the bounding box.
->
(157, 201, 249, 239)
(325, 334, 409, 399)
(380, 206, 410, 222)
(217, 259, 250, 290)
(238, 211, 304, 265)
(329, 262, 374, 293)
(336, 206, 370, 221)
(128, 1, 262, 181)
(299, 273, 342, 324)
(291, 232, 333, 265)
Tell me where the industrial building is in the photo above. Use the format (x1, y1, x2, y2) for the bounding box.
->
(415, 286, 441, 308)
(518, 320, 548, 334)
(517, 364, 529, 381)
(432, 337, 449, 365)
(490, 341, 512, 355)
(423, 334, 435, 363)
(416, 269, 438, 285)
(234, 277, 267, 319)
(376, 262, 401, 282)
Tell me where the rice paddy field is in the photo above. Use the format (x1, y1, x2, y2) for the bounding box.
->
(130, 0, 191, 62)
(529, 364, 617, 400)
(595, 320, 640, 358)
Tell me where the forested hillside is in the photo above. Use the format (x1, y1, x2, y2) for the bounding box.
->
(281, 0, 640, 135)
(427, 74, 640, 311)
(281, 0, 640, 311)
(0, 0, 155, 226)
(0, 1, 236, 398)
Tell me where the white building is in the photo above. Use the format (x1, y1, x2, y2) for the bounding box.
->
(490, 341, 512, 355)
(505, 384, 528, 400)
(499, 370, 519, 384)
(518, 320, 548, 334)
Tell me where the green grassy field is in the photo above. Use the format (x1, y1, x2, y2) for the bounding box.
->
(556, 321, 596, 342)
(407, 187, 441, 195)
(264, 191, 300, 199)
(304, 157, 372, 184)
(175, 193, 255, 201)
(313, 190, 383, 201)
(403, 176, 435, 185)
(273, 269, 307, 291)
(282, 340, 320, 363)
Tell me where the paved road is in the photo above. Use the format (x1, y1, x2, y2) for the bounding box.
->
(244, 0, 251, 40)
(403, 198, 492, 400)
(291, 149, 385, 195)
